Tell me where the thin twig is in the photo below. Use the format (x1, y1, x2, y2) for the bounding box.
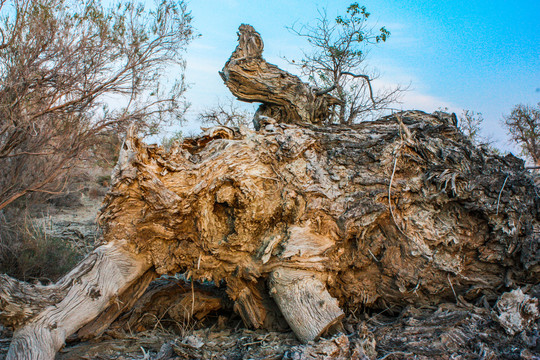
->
(368, 249, 380, 262)
(27, 188, 63, 195)
(243, 334, 270, 347)
(447, 274, 458, 303)
(3, 151, 54, 158)
(496, 175, 509, 215)
(191, 279, 195, 319)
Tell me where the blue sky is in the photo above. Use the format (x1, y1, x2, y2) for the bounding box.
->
(175, 0, 539, 154)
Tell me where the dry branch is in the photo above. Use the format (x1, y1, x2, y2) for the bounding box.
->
(0, 23, 538, 359)
(220, 24, 341, 128)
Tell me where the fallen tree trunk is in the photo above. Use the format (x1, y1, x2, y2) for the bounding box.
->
(0, 24, 538, 358)
(99, 113, 537, 314)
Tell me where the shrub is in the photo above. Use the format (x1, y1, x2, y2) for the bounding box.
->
(0, 212, 89, 283)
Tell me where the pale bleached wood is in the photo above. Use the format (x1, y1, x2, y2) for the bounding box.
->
(269, 267, 344, 343)
(76, 268, 157, 340)
(5, 240, 150, 360)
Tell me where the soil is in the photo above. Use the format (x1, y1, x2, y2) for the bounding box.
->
(1, 299, 537, 359)
(34, 192, 103, 250)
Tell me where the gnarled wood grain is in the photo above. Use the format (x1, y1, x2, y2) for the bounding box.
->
(0, 23, 538, 358)
(4, 240, 150, 359)
(220, 24, 341, 128)
(269, 267, 344, 343)
(96, 111, 537, 342)
(1, 111, 538, 355)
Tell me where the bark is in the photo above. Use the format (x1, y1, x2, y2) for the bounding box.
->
(0, 24, 539, 358)
(1, 240, 150, 359)
(220, 24, 341, 129)
(101, 111, 537, 339)
(269, 267, 345, 343)
(76, 268, 157, 340)
(89, 110, 537, 344)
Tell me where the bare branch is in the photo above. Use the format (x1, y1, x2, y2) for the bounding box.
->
(198, 97, 252, 128)
(2, 151, 54, 158)
(315, 85, 337, 96)
(0, 0, 194, 210)
(341, 71, 375, 105)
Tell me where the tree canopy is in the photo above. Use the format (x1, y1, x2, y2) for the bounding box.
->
(503, 103, 540, 166)
(288, 3, 405, 124)
(0, 0, 194, 210)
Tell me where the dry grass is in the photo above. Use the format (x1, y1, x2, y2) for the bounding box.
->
(0, 210, 89, 283)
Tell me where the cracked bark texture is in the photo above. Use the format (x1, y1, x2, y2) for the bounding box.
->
(220, 24, 341, 128)
(0, 23, 539, 359)
(2, 112, 538, 358)
(1, 240, 151, 359)
(98, 113, 538, 314)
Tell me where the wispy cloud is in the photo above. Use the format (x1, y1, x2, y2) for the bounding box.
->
(189, 42, 216, 51)
(186, 56, 223, 75)
(400, 91, 455, 112)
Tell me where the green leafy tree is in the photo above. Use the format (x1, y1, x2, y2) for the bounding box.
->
(0, 0, 194, 211)
(288, 3, 405, 124)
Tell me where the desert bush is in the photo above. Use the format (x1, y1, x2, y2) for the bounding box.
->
(198, 97, 253, 128)
(503, 103, 540, 166)
(0, 212, 89, 283)
(0, 0, 194, 211)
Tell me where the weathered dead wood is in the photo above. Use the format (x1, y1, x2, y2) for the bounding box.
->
(285, 333, 373, 360)
(0, 24, 539, 358)
(76, 268, 157, 340)
(494, 288, 539, 336)
(226, 277, 267, 329)
(269, 267, 344, 343)
(93, 112, 538, 343)
(109, 277, 226, 334)
(2, 110, 539, 356)
(3, 240, 150, 359)
(220, 24, 341, 128)
(371, 296, 539, 359)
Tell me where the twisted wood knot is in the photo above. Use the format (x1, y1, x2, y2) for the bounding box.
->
(232, 24, 264, 60)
